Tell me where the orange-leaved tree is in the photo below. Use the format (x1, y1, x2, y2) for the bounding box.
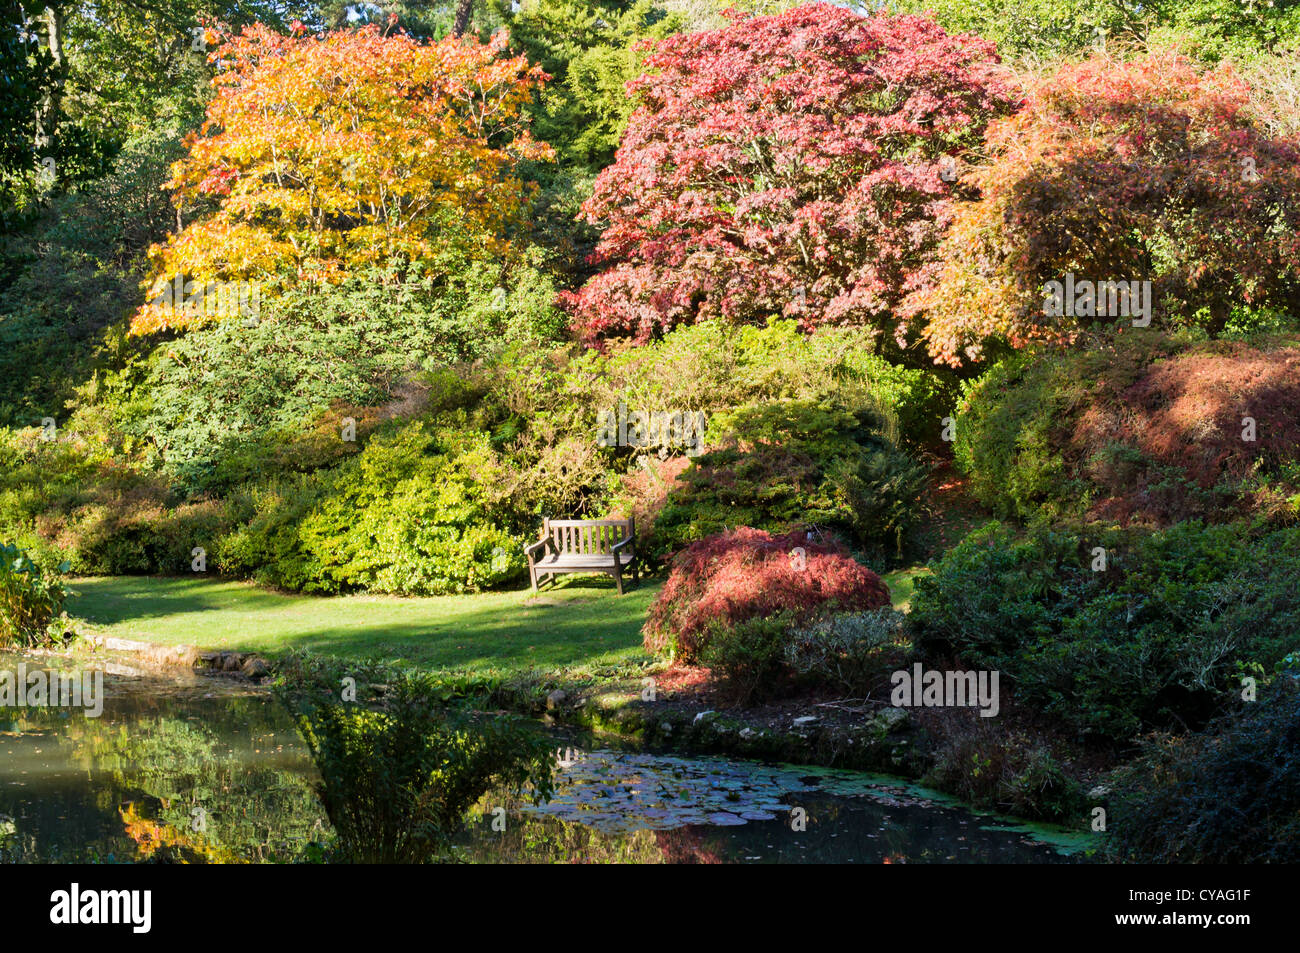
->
(131, 21, 552, 336)
(911, 51, 1300, 367)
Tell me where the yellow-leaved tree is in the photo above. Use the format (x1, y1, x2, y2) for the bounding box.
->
(132, 21, 552, 335)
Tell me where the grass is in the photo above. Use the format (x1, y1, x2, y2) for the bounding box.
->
(68, 574, 661, 678)
(67, 561, 926, 677)
(881, 567, 932, 612)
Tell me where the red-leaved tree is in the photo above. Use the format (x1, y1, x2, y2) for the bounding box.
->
(562, 4, 1017, 344)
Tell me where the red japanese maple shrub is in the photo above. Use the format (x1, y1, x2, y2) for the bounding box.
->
(562, 4, 1017, 344)
(642, 527, 891, 661)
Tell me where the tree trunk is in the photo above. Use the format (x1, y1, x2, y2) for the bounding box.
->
(34, 3, 64, 154)
(452, 0, 473, 36)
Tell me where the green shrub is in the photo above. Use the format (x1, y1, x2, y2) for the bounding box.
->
(478, 319, 953, 466)
(214, 472, 337, 591)
(595, 319, 954, 451)
(1107, 681, 1300, 863)
(650, 399, 929, 561)
(0, 542, 70, 647)
(67, 498, 234, 576)
(909, 519, 1300, 741)
(113, 255, 565, 498)
(954, 334, 1300, 525)
(0, 424, 237, 576)
(219, 421, 527, 595)
(0, 126, 181, 428)
(700, 613, 796, 706)
(784, 608, 907, 696)
(281, 666, 555, 864)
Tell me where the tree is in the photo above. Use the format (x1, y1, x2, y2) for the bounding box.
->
(59, 0, 318, 142)
(452, 0, 473, 35)
(0, 1, 57, 213)
(491, 0, 684, 174)
(130, 22, 552, 336)
(561, 4, 1017, 345)
(1145, 0, 1300, 62)
(883, 0, 1144, 60)
(914, 51, 1300, 366)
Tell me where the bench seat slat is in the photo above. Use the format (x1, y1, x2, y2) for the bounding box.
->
(536, 552, 635, 568)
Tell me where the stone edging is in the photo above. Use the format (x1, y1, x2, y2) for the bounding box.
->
(84, 635, 272, 681)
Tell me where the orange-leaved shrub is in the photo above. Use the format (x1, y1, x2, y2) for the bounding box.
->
(913, 51, 1300, 366)
(642, 527, 891, 662)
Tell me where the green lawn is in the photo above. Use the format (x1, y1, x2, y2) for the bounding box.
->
(68, 574, 661, 677)
(881, 566, 931, 612)
(68, 567, 924, 677)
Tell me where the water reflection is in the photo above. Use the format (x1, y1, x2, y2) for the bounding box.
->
(0, 652, 1087, 864)
(454, 750, 1083, 864)
(0, 652, 325, 863)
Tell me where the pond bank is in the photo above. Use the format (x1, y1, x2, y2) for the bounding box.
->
(75, 633, 923, 775)
(77, 631, 1099, 844)
(0, 647, 1088, 862)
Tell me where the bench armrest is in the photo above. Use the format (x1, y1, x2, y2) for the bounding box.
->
(611, 535, 636, 555)
(524, 538, 554, 560)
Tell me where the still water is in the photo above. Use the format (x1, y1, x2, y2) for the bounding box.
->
(0, 652, 1089, 864)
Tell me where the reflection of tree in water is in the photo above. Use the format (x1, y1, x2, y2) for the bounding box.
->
(653, 828, 724, 865)
(103, 704, 327, 863)
(454, 798, 670, 864)
(118, 801, 242, 864)
(3, 694, 327, 863)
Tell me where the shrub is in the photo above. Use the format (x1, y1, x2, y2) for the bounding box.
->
(909, 520, 1300, 741)
(0, 542, 70, 647)
(120, 264, 557, 497)
(954, 335, 1300, 524)
(65, 498, 234, 576)
(281, 668, 555, 864)
(563, 4, 1016, 342)
(886, 0, 1137, 60)
(481, 319, 955, 458)
(700, 612, 797, 706)
(474, 318, 945, 539)
(891, 0, 1300, 64)
(920, 712, 1088, 822)
(649, 399, 929, 562)
(214, 472, 337, 591)
(1107, 681, 1300, 863)
(915, 52, 1300, 365)
(642, 527, 891, 662)
(218, 421, 527, 595)
(0, 424, 238, 576)
(784, 608, 907, 697)
(0, 125, 181, 428)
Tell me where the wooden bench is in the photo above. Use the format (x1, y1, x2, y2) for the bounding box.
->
(525, 518, 639, 595)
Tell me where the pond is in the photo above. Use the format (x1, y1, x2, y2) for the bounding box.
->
(0, 652, 1090, 864)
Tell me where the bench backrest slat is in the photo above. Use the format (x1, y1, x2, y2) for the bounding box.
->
(544, 518, 634, 555)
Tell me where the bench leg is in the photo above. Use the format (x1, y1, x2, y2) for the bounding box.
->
(613, 566, 624, 596)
